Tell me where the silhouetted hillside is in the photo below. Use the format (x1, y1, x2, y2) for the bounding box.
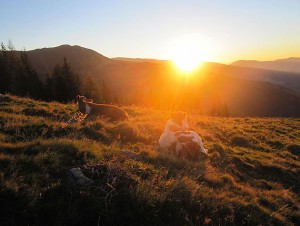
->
(232, 57, 300, 74)
(113, 57, 170, 64)
(22, 45, 300, 116)
(203, 62, 300, 96)
(26, 45, 113, 76)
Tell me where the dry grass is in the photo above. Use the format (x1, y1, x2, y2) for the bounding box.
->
(0, 94, 299, 225)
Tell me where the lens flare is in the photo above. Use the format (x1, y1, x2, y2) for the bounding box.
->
(166, 35, 215, 73)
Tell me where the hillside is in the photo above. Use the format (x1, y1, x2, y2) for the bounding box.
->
(232, 58, 300, 74)
(22, 45, 300, 117)
(0, 95, 299, 225)
(26, 45, 113, 76)
(203, 62, 300, 97)
(113, 57, 170, 64)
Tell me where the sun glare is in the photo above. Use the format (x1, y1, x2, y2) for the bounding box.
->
(167, 35, 215, 73)
(173, 50, 204, 73)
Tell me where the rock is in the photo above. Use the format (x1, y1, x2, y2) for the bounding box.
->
(67, 167, 94, 187)
(0, 93, 12, 102)
(122, 150, 140, 160)
(0, 94, 10, 101)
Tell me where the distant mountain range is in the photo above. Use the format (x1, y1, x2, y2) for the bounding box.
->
(232, 58, 300, 74)
(205, 62, 300, 97)
(113, 57, 169, 64)
(24, 45, 300, 117)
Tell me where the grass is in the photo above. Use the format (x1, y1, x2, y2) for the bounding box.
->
(0, 94, 300, 225)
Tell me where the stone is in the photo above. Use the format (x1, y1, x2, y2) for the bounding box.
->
(67, 167, 94, 187)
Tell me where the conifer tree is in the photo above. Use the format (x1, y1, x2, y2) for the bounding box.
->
(0, 42, 10, 93)
(82, 76, 100, 102)
(44, 74, 54, 101)
(48, 58, 81, 102)
(20, 51, 44, 98)
(0, 41, 44, 99)
(101, 80, 111, 103)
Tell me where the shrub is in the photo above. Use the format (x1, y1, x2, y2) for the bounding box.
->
(80, 126, 107, 141)
(110, 122, 146, 143)
(5, 122, 49, 141)
(267, 140, 284, 149)
(204, 173, 224, 187)
(212, 143, 225, 155)
(287, 144, 300, 157)
(210, 143, 228, 166)
(22, 108, 49, 117)
(231, 135, 250, 147)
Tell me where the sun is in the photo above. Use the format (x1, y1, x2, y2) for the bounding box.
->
(167, 35, 214, 73)
(173, 49, 204, 73)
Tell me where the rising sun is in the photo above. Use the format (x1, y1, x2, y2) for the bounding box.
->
(173, 51, 203, 73)
(168, 35, 214, 73)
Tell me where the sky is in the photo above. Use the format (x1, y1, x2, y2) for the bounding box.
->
(1, 0, 300, 63)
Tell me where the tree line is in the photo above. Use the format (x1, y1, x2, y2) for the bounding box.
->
(0, 41, 111, 103)
(0, 41, 229, 116)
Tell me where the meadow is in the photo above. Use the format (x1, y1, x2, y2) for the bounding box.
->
(0, 94, 299, 225)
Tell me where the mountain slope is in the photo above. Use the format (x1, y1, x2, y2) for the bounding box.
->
(232, 57, 300, 74)
(113, 57, 170, 64)
(203, 62, 300, 96)
(24, 45, 300, 116)
(26, 44, 113, 76)
(84, 61, 300, 117)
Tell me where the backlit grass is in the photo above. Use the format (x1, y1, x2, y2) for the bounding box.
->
(0, 94, 299, 225)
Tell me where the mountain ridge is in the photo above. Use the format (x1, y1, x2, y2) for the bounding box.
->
(20, 45, 300, 117)
(113, 57, 170, 64)
(232, 57, 300, 74)
(26, 44, 113, 76)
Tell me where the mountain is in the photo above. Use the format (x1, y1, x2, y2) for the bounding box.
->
(113, 57, 169, 64)
(26, 45, 113, 76)
(24, 45, 300, 117)
(232, 57, 300, 74)
(203, 62, 300, 96)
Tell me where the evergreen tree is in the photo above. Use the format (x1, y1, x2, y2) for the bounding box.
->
(48, 58, 81, 102)
(20, 51, 44, 99)
(81, 76, 100, 102)
(44, 74, 54, 101)
(2, 41, 20, 94)
(210, 94, 230, 116)
(0, 41, 44, 99)
(101, 80, 111, 103)
(113, 95, 119, 104)
(51, 64, 67, 102)
(0, 42, 11, 93)
(4, 42, 30, 96)
(61, 57, 80, 100)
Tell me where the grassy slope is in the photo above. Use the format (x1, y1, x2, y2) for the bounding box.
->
(0, 95, 299, 226)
